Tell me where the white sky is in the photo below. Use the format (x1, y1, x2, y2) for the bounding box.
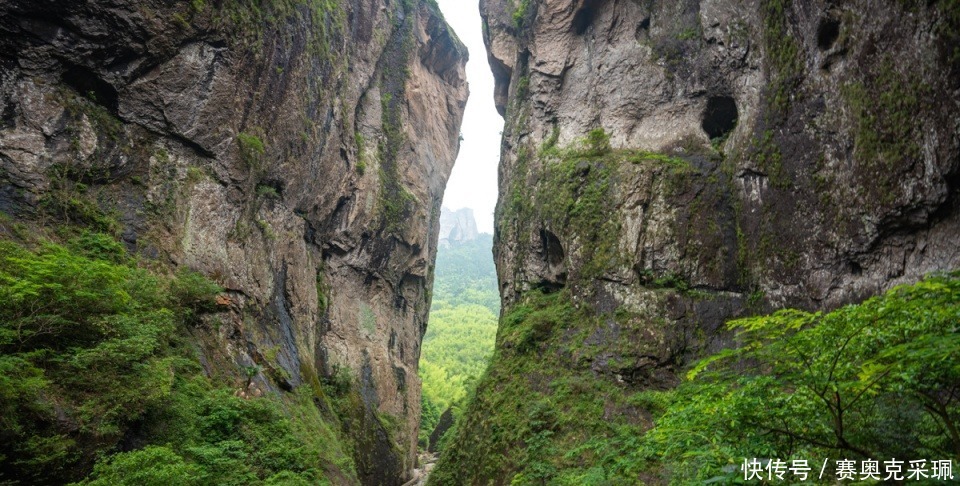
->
(436, 0, 503, 234)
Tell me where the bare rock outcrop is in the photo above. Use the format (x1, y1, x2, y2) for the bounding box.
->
(0, 0, 467, 482)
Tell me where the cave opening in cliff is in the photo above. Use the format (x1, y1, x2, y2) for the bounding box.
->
(573, 0, 599, 35)
(817, 18, 841, 51)
(702, 95, 738, 140)
(61, 64, 119, 114)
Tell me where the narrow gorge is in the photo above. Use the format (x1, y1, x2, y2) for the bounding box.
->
(1, 0, 959, 485)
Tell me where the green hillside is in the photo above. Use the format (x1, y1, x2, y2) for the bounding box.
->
(0, 229, 358, 484)
(419, 234, 499, 448)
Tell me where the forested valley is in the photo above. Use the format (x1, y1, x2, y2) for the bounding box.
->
(419, 233, 499, 451)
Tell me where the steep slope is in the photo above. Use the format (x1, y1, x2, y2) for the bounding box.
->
(433, 0, 959, 483)
(0, 0, 466, 483)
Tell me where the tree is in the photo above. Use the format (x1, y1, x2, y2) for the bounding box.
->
(639, 272, 960, 483)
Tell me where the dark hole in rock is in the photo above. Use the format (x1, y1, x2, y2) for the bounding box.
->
(817, 18, 841, 51)
(635, 17, 651, 41)
(61, 64, 119, 113)
(489, 56, 512, 117)
(1, 99, 14, 129)
(535, 279, 565, 294)
(573, 3, 598, 35)
(539, 228, 565, 266)
(393, 365, 406, 392)
(701, 95, 738, 140)
(850, 260, 863, 276)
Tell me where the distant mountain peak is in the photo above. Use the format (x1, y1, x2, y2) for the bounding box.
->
(439, 207, 479, 246)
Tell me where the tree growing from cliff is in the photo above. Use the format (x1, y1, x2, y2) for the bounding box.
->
(637, 272, 960, 483)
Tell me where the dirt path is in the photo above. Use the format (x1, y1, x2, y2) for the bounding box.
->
(402, 452, 438, 486)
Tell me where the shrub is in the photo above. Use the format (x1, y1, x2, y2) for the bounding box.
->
(168, 268, 222, 314)
(237, 133, 265, 170)
(584, 128, 611, 156)
(1, 233, 356, 484)
(0, 239, 177, 483)
(81, 446, 200, 486)
(638, 271, 960, 483)
(256, 184, 279, 199)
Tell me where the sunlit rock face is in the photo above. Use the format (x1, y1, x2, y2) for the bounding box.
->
(0, 0, 467, 482)
(432, 0, 958, 481)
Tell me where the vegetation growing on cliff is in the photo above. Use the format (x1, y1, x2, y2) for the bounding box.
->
(636, 271, 960, 483)
(0, 228, 358, 484)
(499, 128, 694, 285)
(375, 0, 420, 235)
(431, 273, 960, 484)
(430, 289, 654, 484)
(760, 0, 805, 115)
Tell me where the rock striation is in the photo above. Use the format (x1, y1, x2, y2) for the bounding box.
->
(0, 0, 467, 483)
(432, 0, 959, 482)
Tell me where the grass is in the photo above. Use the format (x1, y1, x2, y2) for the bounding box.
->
(359, 303, 377, 335)
(237, 132, 265, 170)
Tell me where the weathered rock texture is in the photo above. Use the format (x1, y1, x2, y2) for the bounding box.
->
(0, 0, 466, 483)
(438, 206, 479, 246)
(434, 0, 959, 482)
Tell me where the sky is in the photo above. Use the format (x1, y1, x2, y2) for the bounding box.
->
(435, 0, 503, 234)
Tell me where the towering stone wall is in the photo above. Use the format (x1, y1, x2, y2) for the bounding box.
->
(0, 0, 467, 482)
(432, 0, 959, 482)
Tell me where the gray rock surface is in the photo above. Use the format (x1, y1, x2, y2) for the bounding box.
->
(486, 0, 959, 361)
(0, 0, 468, 482)
(438, 206, 479, 246)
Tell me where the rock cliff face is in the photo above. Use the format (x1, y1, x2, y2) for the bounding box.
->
(433, 0, 959, 482)
(0, 0, 466, 482)
(438, 206, 479, 246)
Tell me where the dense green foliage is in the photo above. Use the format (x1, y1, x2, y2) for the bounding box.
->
(430, 289, 652, 484)
(634, 271, 960, 484)
(432, 234, 500, 313)
(0, 231, 356, 484)
(431, 273, 960, 484)
(419, 234, 499, 449)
